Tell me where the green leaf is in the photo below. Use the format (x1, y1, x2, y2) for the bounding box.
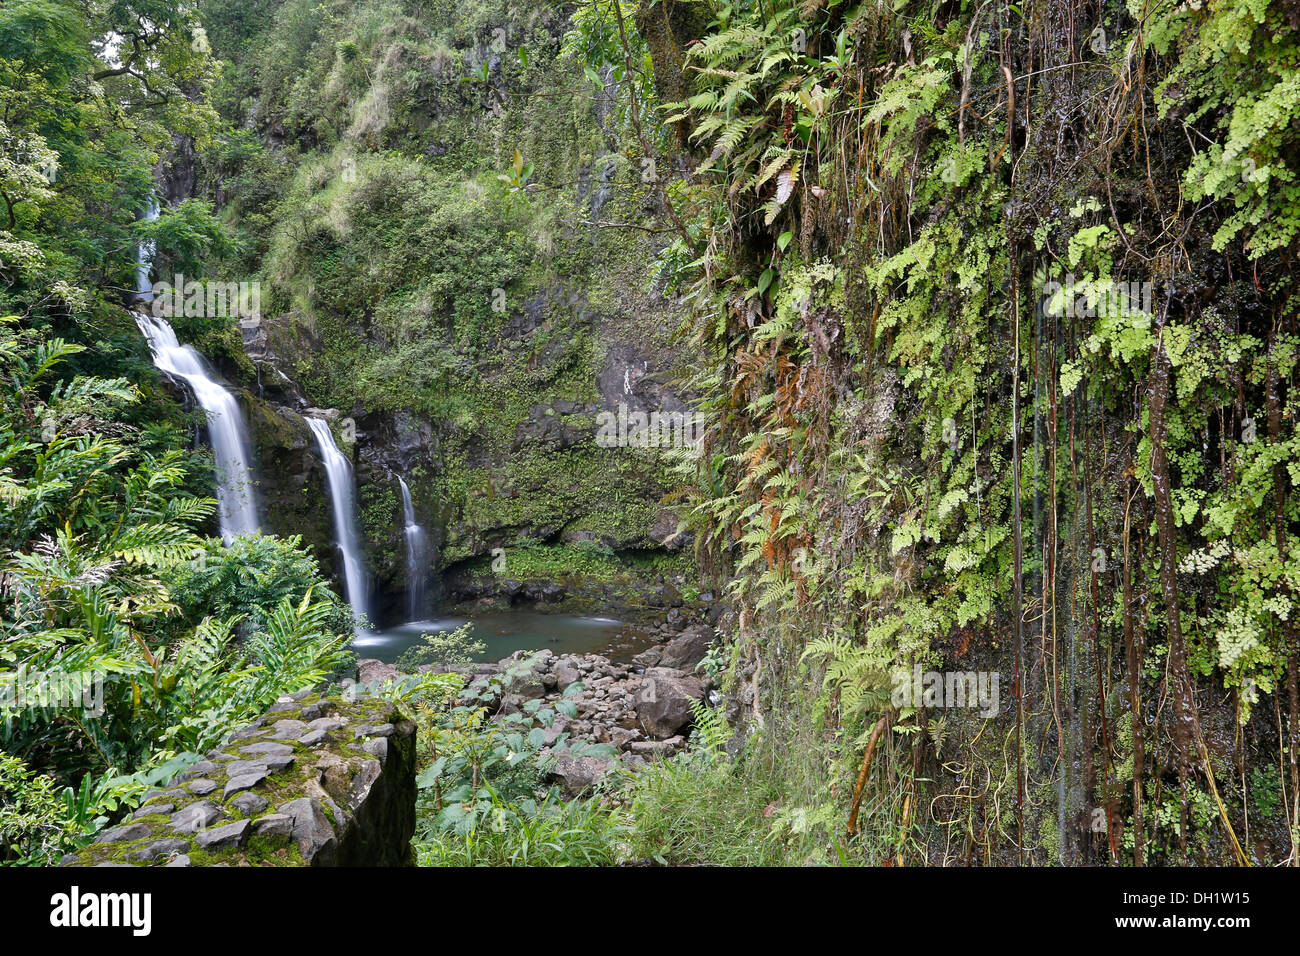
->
(416, 757, 447, 789)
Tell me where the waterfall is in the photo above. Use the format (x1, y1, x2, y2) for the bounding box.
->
(135, 198, 160, 300)
(397, 477, 427, 621)
(306, 417, 369, 624)
(135, 313, 260, 543)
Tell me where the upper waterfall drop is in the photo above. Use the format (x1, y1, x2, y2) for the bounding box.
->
(135, 314, 261, 543)
(397, 476, 428, 622)
(306, 416, 370, 625)
(135, 198, 160, 301)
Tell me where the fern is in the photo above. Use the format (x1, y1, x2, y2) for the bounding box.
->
(689, 697, 731, 758)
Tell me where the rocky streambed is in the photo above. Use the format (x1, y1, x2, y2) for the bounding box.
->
(356, 623, 717, 795)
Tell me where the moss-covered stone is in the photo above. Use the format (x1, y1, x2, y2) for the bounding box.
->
(64, 689, 416, 868)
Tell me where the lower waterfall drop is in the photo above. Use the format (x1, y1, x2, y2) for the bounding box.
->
(306, 417, 370, 626)
(397, 476, 428, 621)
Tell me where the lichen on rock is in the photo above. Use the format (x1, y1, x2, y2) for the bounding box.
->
(63, 690, 416, 868)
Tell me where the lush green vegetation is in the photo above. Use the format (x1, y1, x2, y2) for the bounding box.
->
(409, 656, 628, 865)
(0, 0, 353, 864)
(197, 0, 686, 575)
(631, 0, 1300, 865)
(6, 0, 1300, 870)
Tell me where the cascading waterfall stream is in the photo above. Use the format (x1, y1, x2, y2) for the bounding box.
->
(397, 477, 428, 621)
(136, 314, 261, 542)
(134, 192, 260, 546)
(135, 198, 159, 300)
(307, 417, 370, 626)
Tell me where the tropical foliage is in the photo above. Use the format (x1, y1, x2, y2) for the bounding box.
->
(0, 0, 353, 863)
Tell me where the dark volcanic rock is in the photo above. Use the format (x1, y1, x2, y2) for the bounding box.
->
(658, 624, 713, 671)
(551, 755, 616, 796)
(635, 667, 706, 738)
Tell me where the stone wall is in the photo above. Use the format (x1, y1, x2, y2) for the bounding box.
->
(63, 690, 416, 867)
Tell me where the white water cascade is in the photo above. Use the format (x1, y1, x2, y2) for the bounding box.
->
(307, 417, 370, 625)
(397, 477, 428, 621)
(135, 314, 261, 544)
(135, 198, 160, 300)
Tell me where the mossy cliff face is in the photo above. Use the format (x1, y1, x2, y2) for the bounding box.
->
(246, 393, 340, 577)
(635, 0, 1300, 865)
(65, 690, 416, 867)
(196, 0, 691, 619)
(632, 0, 710, 142)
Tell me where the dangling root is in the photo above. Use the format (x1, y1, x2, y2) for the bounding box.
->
(847, 713, 891, 837)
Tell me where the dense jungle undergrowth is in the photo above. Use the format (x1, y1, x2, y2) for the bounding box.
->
(4, 0, 1300, 868)
(625, 0, 1300, 867)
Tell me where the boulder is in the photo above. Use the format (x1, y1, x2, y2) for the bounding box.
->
(541, 717, 570, 747)
(554, 658, 582, 690)
(230, 792, 269, 816)
(502, 665, 547, 700)
(95, 823, 151, 844)
(550, 755, 615, 797)
(628, 739, 677, 757)
(253, 814, 295, 840)
(194, 819, 250, 851)
(169, 801, 221, 834)
(634, 668, 705, 738)
(63, 693, 417, 868)
(280, 797, 337, 864)
(632, 646, 663, 669)
(357, 658, 401, 685)
(222, 770, 269, 800)
(127, 839, 190, 863)
(658, 625, 713, 671)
